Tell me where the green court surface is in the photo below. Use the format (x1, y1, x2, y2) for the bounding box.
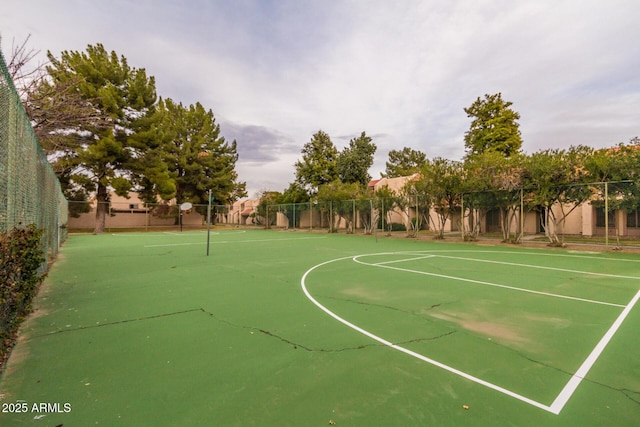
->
(1, 229, 639, 426)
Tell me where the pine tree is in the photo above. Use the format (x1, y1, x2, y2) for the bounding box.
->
(155, 98, 246, 213)
(464, 93, 522, 158)
(294, 130, 338, 195)
(41, 44, 169, 233)
(336, 131, 376, 186)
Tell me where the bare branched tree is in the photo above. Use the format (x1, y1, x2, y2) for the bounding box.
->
(24, 75, 109, 156)
(3, 35, 109, 167)
(4, 34, 46, 99)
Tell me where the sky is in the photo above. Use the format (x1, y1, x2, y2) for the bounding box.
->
(2, 0, 639, 198)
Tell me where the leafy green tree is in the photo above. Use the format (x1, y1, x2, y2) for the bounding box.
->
(40, 44, 173, 233)
(373, 185, 398, 235)
(255, 190, 281, 227)
(464, 93, 522, 158)
(523, 146, 594, 246)
(462, 151, 526, 243)
(354, 190, 378, 235)
(278, 183, 310, 228)
(317, 180, 363, 233)
(382, 147, 427, 178)
(397, 177, 431, 237)
(294, 130, 338, 195)
(461, 153, 496, 240)
(280, 182, 310, 204)
(585, 138, 640, 230)
(155, 98, 246, 220)
(418, 158, 464, 239)
(336, 131, 376, 186)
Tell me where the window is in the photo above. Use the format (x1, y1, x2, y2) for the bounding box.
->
(486, 208, 501, 232)
(628, 209, 640, 228)
(595, 207, 615, 227)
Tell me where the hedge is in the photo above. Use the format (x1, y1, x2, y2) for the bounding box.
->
(0, 225, 46, 370)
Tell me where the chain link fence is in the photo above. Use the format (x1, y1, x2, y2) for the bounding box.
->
(70, 182, 640, 250)
(0, 48, 68, 259)
(68, 201, 236, 231)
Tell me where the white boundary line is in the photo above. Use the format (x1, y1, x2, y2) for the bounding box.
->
(372, 255, 436, 266)
(300, 250, 640, 414)
(433, 253, 640, 280)
(549, 288, 640, 414)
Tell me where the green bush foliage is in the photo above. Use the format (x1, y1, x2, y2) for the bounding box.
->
(1, 225, 46, 370)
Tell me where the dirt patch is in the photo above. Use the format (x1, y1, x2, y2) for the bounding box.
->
(1, 334, 30, 380)
(523, 314, 572, 329)
(342, 286, 389, 302)
(430, 309, 533, 349)
(460, 320, 530, 345)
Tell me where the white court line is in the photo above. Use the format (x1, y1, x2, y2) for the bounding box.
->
(300, 254, 551, 413)
(400, 249, 640, 264)
(433, 254, 640, 281)
(353, 255, 626, 308)
(372, 255, 436, 266)
(301, 250, 640, 414)
(144, 236, 327, 248)
(549, 288, 640, 414)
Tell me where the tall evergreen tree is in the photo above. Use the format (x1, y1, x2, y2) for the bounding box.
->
(155, 98, 246, 210)
(382, 147, 427, 178)
(294, 130, 338, 195)
(40, 44, 173, 233)
(464, 93, 522, 158)
(336, 131, 376, 186)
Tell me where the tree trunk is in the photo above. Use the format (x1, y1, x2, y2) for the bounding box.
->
(93, 182, 108, 234)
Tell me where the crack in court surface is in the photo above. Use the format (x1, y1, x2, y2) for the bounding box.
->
(320, 293, 595, 381)
(199, 307, 459, 353)
(300, 251, 640, 414)
(27, 306, 458, 355)
(22, 305, 640, 407)
(258, 329, 457, 353)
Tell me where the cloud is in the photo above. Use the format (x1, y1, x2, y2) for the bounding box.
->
(2, 0, 639, 198)
(219, 120, 299, 163)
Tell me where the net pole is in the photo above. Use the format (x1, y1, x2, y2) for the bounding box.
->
(353, 199, 356, 233)
(605, 182, 609, 248)
(206, 190, 212, 256)
(416, 194, 419, 239)
(382, 198, 385, 234)
(330, 201, 333, 233)
(520, 188, 524, 243)
(461, 193, 464, 240)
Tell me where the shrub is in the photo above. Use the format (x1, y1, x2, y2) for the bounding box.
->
(389, 222, 406, 232)
(0, 225, 46, 370)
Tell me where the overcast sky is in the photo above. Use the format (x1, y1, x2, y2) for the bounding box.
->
(2, 0, 639, 197)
